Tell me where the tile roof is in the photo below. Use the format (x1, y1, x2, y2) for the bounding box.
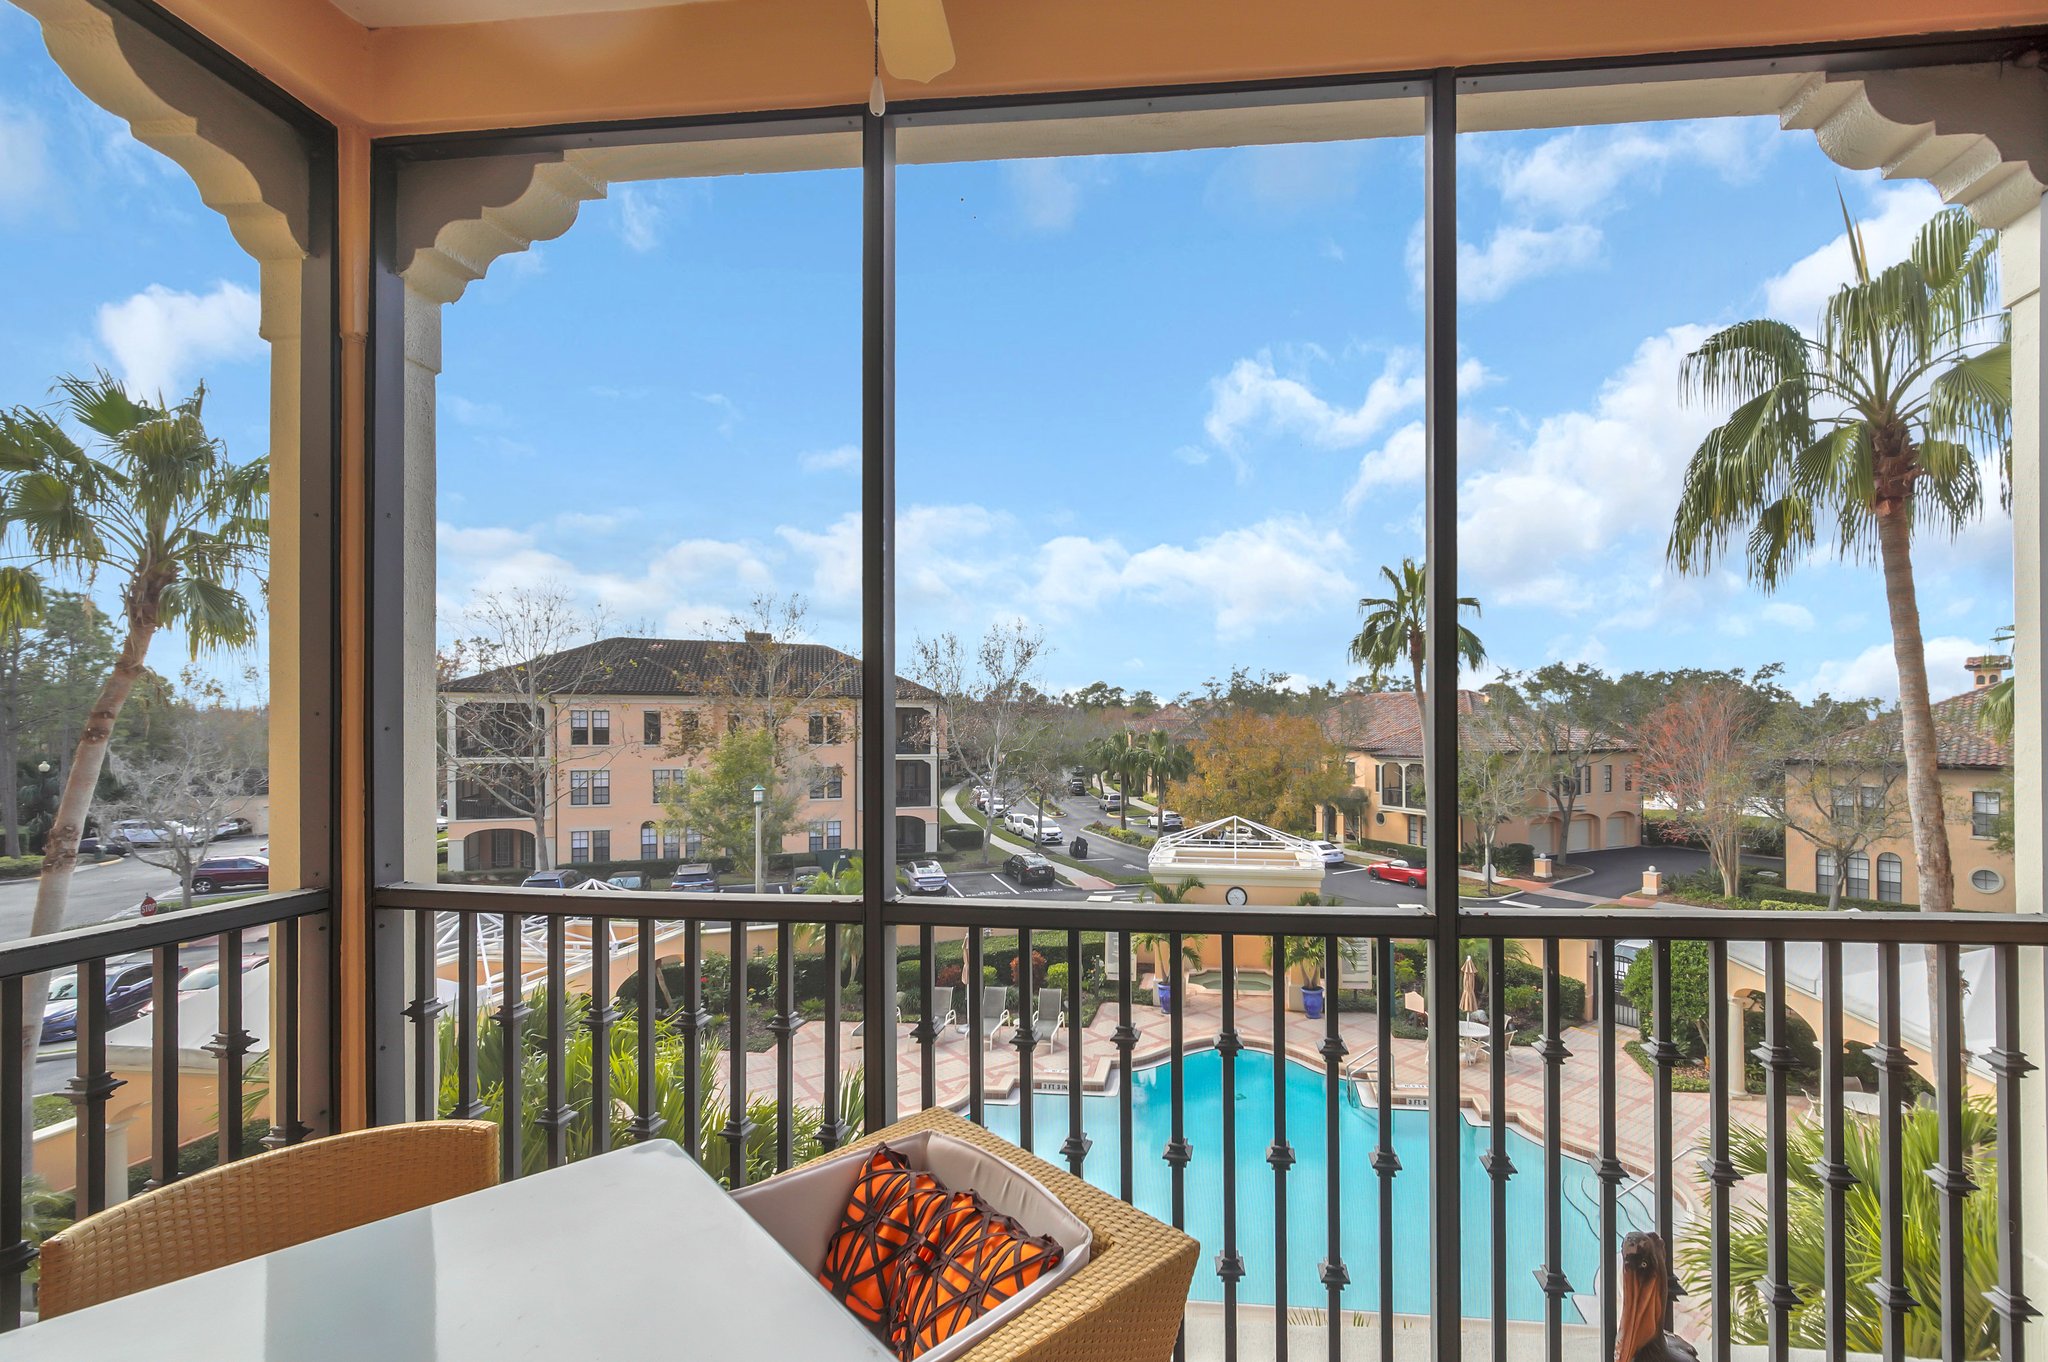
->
(1804, 686, 2011, 770)
(442, 636, 937, 701)
(1323, 689, 1629, 760)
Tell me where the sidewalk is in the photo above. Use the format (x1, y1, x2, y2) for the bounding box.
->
(938, 785, 1120, 892)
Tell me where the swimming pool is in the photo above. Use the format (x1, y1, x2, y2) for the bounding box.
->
(979, 1047, 1654, 1321)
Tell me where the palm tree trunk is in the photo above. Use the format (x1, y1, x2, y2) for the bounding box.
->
(1874, 510, 1954, 915)
(19, 611, 156, 1153)
(1408, 639, 1427, 745)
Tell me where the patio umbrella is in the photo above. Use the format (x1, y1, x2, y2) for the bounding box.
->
(1459, 954, 1480, 1017)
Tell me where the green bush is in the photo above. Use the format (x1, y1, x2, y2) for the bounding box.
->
(1351, 835, 1422, 860)
(0, 855, 42, 880)
(1458, 841, 1533, 876)
(940, 825, 984, 851)
(1044, 962, 1070, 992)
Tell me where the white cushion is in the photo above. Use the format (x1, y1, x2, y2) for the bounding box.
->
(732, 1131, 1093, 1362)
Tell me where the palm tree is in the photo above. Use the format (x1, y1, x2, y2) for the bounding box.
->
(0, 375, 265, 1067)
(1681, 1100, 1999, 1358)
(1085, 729, 1147, 830)
(1668, 203, 2008, 920)
(1348, 557, 1486, 735)
(1140, 729, 1193, 817)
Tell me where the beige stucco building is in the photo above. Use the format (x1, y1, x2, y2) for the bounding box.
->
(1783, 657, 2016, 911)
(1313, 690, 1644, 857)
(441, 635, 939, 875)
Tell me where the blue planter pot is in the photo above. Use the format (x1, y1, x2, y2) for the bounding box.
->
(1301, 984, 1326, 1019)
(1155, 981, 1172, 1012)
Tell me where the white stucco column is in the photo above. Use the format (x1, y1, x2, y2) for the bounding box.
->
(401, 287, 443, 886)
(2003, 199, 2048, 1355)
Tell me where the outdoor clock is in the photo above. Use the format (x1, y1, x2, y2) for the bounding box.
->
(1225, 886, 1248, 906)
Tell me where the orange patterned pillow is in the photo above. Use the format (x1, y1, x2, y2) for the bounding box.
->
(888, 1191, 1065, 1361)
(816, 1146, 940, 1334)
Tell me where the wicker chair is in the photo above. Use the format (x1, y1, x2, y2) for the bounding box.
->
(780, 1108, 1198, 1362)
(37, 1120, 499, 1318)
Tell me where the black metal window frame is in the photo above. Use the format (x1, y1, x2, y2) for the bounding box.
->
(359, 31, 2048, 1359)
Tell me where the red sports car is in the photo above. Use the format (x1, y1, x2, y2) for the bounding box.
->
(1366, 859, 1428, 888)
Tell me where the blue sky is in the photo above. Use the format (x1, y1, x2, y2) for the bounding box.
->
(0, 4, 2014, 710)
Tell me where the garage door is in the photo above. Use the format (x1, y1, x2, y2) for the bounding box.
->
(1529, 821, 1553, 856)
(1568, 817, 1595, 853)
(1606, 813, 1630, 847)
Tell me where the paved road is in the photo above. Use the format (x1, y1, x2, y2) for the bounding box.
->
(0, 834, 271, 944)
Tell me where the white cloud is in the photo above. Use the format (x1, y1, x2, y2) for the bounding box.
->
(1763, 181, 1944, 328)
(799, 444, 859, 474)
(1798, 635, 1985, 704)
(1490, 120, 1767, 220)
(1458, 224, 1603, 302)
(1342, 420, 1424, 512)
(1030, 535, 1128, 623)
(615, 185, 663, 252)
(0, 102, 50, 220)
(1458, 324, 1715, 602)
(1004, 158, 1108, 231)
(1122, 517, 1352, 640)
(1204, 143, 1364, 218)
(96, 281, 263, 398)
(442, 394, 506, 427)
(694, 391, 740, 434)
(1204, 349, 1423, 452)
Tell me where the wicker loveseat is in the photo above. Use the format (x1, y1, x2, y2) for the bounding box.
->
(752, 1107, 1199, 1362)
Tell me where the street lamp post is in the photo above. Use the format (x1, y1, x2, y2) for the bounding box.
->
(752, 783, 767, 895)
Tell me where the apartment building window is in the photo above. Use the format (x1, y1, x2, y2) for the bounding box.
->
(1877, 852, 1903, 903)
(490, 828, 518, 867)
(1379, 763, 1402, 807)
(570, 831, 591, 863)
(1406, 815, 1426, 846)
(570, 709, 590, 745)
(644, 711, 662, 744)
(1404, 764, 1425, 809)
(641, 822, 658, 859)
(662, 828, 682, 860)
(1831, 786, 1856, 822)
(677, 712, 701, 741)
(569, 771, 590, 806)
(809, 820, 845, 851)
(1578, 765, 1592, 796)
(808, 712, 845, 745)
(1623, 765, 1633, 792)
(810, 767, 844, 800)
(653, 769, 686, 800)
(687, 829, 704, 858)
(589, 710, 610, 746)
(1973, 790, 2001, 839)
(1602, 764, 1613, 793)
(1861, 785, 1882, 810)
(1344, 760, 1356, 781)
(1845, 852, 1870, 900)
(1816, 850, 1837, 896)
(591, 771, 610, 806)
(591, 830, 610, 861)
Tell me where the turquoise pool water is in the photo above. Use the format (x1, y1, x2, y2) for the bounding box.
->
(979, 1048, 1653, 1321)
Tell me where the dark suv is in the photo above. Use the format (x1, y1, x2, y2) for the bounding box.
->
(191, 855, 269, 895)
(670, 863, 720, 893)
(520, 869, 587, 889)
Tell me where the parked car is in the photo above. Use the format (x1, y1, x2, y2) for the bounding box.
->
(1100, 791, 1122, 811)
(905, 860, 951, 895)
(1067, 777, 1086, 795)
(110, 819, 194, 849)
(669, 863, 720, 893)
(789, 864, 826, 892)
(139, 955, 266, 1017)
(521, 869, 587, 890)
(1145, 810, 1184, 832)
(40, 958, 158, 1045)
(1033, 823, 1064, 845)
(1367, 859, 1428, 888)
(1309, 840, 1347, 866)
(214, 817, 255, 839)
(1002, 853, 1056, 887)
(607, 874, 646, 890)
(191, 854, 270, 895)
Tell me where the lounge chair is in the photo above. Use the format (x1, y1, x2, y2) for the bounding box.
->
(926, 985, 958, 1038)
(979, 985, 1012, 1049)
(1032, 985, 1066, 1051)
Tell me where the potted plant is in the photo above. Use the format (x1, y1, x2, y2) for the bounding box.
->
(1270, 936, 1327, 1018)
(1133, 927, 1206, 1012)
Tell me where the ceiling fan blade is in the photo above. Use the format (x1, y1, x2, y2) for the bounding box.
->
(870, 0, 955, 84)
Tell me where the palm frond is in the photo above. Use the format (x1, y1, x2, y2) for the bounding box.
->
(158, 576, 259, 655)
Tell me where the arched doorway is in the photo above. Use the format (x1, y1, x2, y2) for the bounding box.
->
(462, 827, 536, 872)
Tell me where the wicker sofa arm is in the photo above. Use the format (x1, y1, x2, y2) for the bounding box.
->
(774, 1108, 1199, 1362)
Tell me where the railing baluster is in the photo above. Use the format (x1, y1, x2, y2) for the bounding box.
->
(1498, 940, 1522, 1362)
(1060, 927, 1089, 1176)
(1760, 939, 1796, 1362)
(1988, 943, 2036, 1359)
(723, 916, 754, 1186)
(456, 912, 484, 1118)
(1817, 941, 1853, 1362)
(151, 942, 182, 1186)
(679, 919, 707, 1153)
(210, 928, 252, 1164)
(1166, 929, 1190, 1361)
(1319, 933, 1347, 1362)
(774, 921, 799, 1173)
(406, 908, 442, 1123)
(1931, 941, 1973, 1362)
(916, 924, 937, 1112)
(587, 915, 614, 1155)
(67, 958, 116, 1214)
(821, 921, 850, 1149)
(1015, 927, 1035, 1153)
(1651, 937, 1678, 1319)
(539, 916, 570, 1168)
(2, 975, 28, 1329)
(499, 913, 527, 1180)
(1873, 941, 1916, 1362)
(1270, 932, 1292, 1362)
(1218, 935, 1243, 1362)
(967, 927, 985, 1127)
(1374, 935, 1396, 1362)
(1116, 929, 1136, 1202)
(1707, 940, 1736, 1362)
(1538, 938, 1571, 1362)
(272, 917, 305, 1146)
(632, 919, 661, 1145)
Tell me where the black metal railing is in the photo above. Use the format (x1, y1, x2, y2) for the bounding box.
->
(0, 888, 334, 1328)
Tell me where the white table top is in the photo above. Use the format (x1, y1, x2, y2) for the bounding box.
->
(7, 1140, 897, 1362)
(1456, 1020, 1490, 1039)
